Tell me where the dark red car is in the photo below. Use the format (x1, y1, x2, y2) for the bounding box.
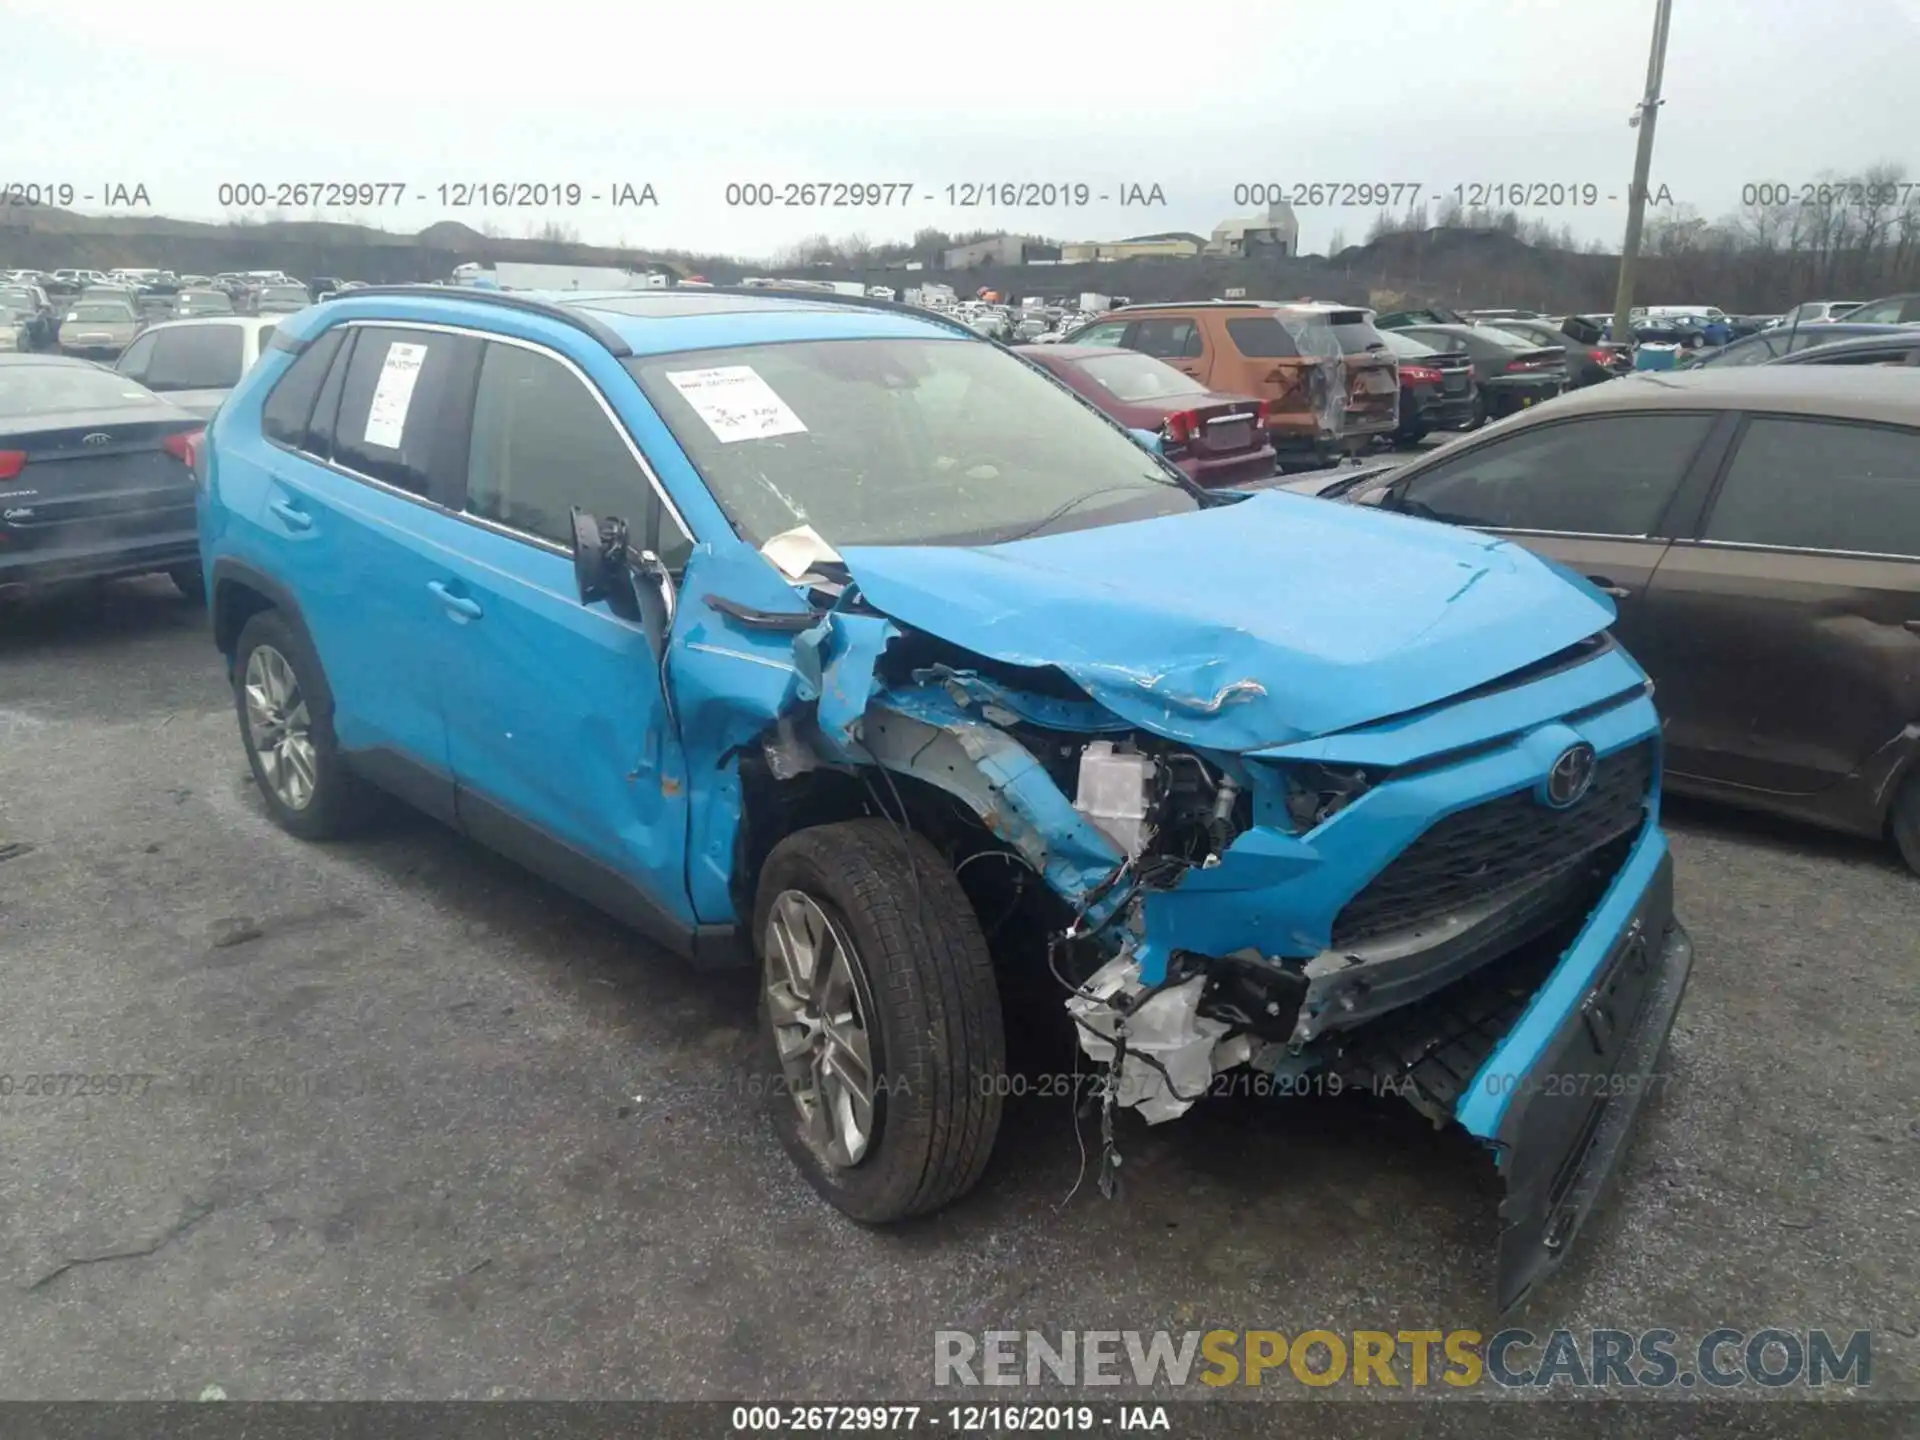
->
(1016, 344, 1276, 486)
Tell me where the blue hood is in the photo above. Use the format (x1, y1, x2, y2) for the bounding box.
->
(835, 490, 1614, 751)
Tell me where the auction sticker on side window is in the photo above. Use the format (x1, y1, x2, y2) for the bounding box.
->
(666, 365, 808, 443)
(364, 341, 428, 450)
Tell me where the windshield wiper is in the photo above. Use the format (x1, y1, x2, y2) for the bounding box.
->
(984, 484, 1179, 546)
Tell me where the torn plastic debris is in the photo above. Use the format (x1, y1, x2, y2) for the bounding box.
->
(1067, 952, 1253, 1124)
(1286, 309, 1350, 446)
(760, 523, 843, 581)
(791, 608, 902, 758)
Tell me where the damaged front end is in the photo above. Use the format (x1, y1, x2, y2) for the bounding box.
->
(674, 494, 1691, 1312)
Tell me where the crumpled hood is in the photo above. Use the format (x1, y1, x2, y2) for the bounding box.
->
(835, 490, 1614, 751)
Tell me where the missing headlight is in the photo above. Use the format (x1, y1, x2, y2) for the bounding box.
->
(1282, 762, 1376, 831)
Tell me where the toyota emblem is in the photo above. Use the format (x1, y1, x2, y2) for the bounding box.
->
(81, 432, 111, 446)
(1544, 742, 1598, 808)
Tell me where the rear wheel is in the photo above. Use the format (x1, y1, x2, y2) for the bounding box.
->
(233, 610, 380, 840)
(1891, 770, 1920, 876)
(755, 819, 1006, 1223)
(168, 564, 204, 603)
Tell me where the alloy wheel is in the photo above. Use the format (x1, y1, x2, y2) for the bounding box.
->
(243, 644, 318, 811)
(763, 889, 877, 1169)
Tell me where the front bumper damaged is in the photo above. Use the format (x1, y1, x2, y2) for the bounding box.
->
(1465, 833, 1692, 1312)
(672, 530, 1687, 1312)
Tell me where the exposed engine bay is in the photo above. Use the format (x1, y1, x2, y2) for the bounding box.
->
(748, 618, 1642, 1146)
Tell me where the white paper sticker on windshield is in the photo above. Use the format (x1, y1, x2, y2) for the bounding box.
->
(665, 365, 808, 444)
(363, 341, 428, 450)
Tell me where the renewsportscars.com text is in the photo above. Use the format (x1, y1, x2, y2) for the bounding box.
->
(933, 1328, 1873, 1390)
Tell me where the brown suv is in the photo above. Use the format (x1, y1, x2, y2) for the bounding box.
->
(1066, 300, 1398, 462)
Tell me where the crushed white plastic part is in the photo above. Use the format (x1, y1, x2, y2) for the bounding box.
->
(1073, 741, 1157, 858)
(1068, 954, 1233, 1124)
(759, 524, 843, 580)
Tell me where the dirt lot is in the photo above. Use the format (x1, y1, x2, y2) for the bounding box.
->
(1, 578, 1915, 1429)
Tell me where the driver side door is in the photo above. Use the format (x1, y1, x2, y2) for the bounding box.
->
(429, 334, 701, 951)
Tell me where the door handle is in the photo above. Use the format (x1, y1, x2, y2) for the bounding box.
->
(267, 498, 312, 531)
(1586, 576, 1632, 599)
(426, 580, 482, 621)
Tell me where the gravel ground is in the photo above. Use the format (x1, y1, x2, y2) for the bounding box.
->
(0, 577, 1914, 1430)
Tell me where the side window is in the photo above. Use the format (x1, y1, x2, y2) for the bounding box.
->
(1846, 299, 1901, 324)
(465, 342, 692, 569)
(1131, 318, 1197, 359)
(1703, 418, 1920, 557)
(143, 324, 245, 392)
(1398, 413, 1716, 535)
(1807, 347, 1915, 366)
(1069, 321, 1127, 346)
(1714, 337, 1774, 366)
(260, 325, 347, 451)
(255, 324, 276, 359)
(115, 330, 158, 381)
(331, 326, 468, 496)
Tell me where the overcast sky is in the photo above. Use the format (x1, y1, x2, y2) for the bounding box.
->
(5, 0, 1919, 260)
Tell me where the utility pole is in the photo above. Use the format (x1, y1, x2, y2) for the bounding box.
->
(1611, 0, 1674, 344)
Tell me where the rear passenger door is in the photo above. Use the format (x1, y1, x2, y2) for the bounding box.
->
(1637, 415, 1920, 795)
(252, 322, 481, 819)
(430, 335, 698, 941)
(1386, 411, 1722, 669)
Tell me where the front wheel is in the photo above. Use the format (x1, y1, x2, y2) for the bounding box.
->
(755, 819, 1006, 1223)
(168, 564, 205, 603)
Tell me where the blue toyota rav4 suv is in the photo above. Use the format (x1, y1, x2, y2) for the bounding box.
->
(198, 285, 1692, 1310)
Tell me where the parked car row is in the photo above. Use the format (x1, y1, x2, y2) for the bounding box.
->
(1059, 300, 1401, 465)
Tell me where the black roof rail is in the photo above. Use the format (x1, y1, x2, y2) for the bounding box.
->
(578, 283, 992, 346)
(1105, 298, 1269, 310)
(320, 284, 635, 357)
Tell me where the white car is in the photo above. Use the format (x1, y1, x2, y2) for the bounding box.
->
(1771, 301, 1863, 328)
(112, 315, 285, 419)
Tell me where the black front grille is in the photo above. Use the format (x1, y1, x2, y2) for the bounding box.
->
(1330, 741, 1653, 949)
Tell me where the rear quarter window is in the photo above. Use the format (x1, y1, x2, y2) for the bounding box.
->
(1224, 317, 1301, 358)
(261, 326, 347, 451)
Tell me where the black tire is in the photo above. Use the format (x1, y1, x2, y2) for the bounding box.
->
(1891, 770, 1920, 877)
(1466, 393, 1489, 430)
(754, 819, 1006, 1223)
(1398, 425, 1428, 447)
(232, 609, 381, 841)
(169, 563, 205, 603)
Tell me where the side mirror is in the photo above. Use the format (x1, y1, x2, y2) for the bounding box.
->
(1127, 427, 1165, 455)
(569, 507, 675, 661)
